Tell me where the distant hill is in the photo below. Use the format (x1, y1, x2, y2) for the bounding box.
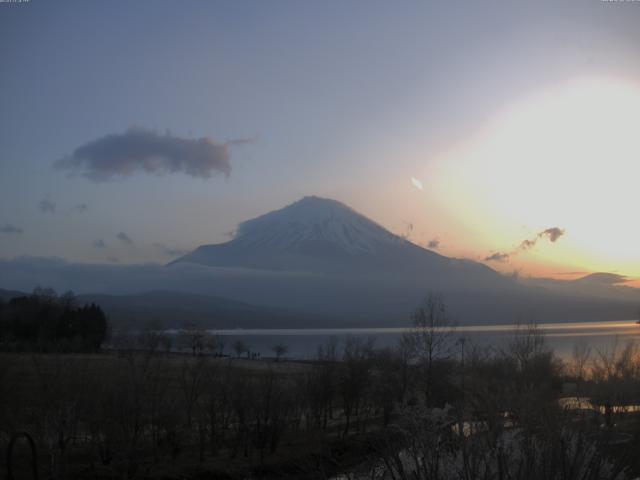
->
(0, 288, 324, 330)
(0, 288, 25, 301)
(77, 290, 326, 330)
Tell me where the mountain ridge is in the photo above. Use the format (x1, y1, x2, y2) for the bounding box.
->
(0, 288, 328, 329)
(173, 196, 506, 288)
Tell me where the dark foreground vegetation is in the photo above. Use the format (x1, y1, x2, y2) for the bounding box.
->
(1, 292, 640, 479)
(0, 288, 108, 352)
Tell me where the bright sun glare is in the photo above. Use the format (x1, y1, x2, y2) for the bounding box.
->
(433, 78, 640, 279)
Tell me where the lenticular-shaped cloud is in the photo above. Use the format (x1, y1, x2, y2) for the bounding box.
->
(411, 177, 424, 190)
(55, 127, 250, 182)
(573, 272, 629, 285)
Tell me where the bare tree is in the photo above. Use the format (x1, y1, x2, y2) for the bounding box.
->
(179, 356, 209, 429)
(232, 339, 248, 358)
(137, 320, 170, 354)
(507, 322, 548, 371)
(591, 339, 640, 426)
(205, 333, 225, 357)
(403, 293, 455, 405)
(570, 339, 592, 394)
(339, 336, 375, 435)
(178, 322, 206, 356)
(271, 342, 288, 361)
(305, 336, 339, 430)
(31, 354, 91, 479)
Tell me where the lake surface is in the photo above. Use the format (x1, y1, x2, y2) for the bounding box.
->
(206, 319, 640, 360)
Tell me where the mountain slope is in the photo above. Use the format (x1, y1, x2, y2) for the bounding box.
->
(77, 291, 324, 329)
(173, 196, 509, 290)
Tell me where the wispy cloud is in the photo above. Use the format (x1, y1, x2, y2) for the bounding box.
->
(74, 203, 88, 213)
(93, 239, 106, 249)
(519, 227, 565, 251)
(427, 238, 440, 249)
(485, 252, 510, 263)
(0, 224, 23, 234)
(116, 232, 134, 246)
(39, 197, 56, 214)
(55, 127, 251, 182)
(154, 243, 187, 257)
(485, 227, 565, 263)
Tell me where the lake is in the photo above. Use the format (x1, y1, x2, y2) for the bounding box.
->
(205, 319, 640, 360)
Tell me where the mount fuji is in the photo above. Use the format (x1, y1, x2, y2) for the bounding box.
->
(173, 196, 506, 288)
(169, 196, 637, 325)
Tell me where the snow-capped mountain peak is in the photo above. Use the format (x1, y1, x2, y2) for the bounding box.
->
(231, 196, 403, 254)
(172, 196, 459, 275)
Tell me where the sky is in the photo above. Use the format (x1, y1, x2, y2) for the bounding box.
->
(1, 0, 640, 284)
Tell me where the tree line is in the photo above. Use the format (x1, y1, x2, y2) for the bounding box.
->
(0, 288, 108, 352)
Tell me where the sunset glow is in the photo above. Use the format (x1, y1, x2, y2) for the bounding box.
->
(429, 78, 640, 282)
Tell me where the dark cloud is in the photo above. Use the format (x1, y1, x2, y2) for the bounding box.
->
(486, 227, 565, 263)
(55, 127, 251, 182)
(74, 203, 88, 213)
(0, 224, 23, 234)
(154, 243, 187, 257)
(116, 232, 134, 245)
(485, 252, 510, 263)
(427, 239, 440, 249)
(39, 197, 56, 214)
(93, 239, 106, 249)
(519, 227, 565, 251)
(542, 227, 564, 243)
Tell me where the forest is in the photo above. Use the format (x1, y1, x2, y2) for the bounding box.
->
(0, 288, 108, 353)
